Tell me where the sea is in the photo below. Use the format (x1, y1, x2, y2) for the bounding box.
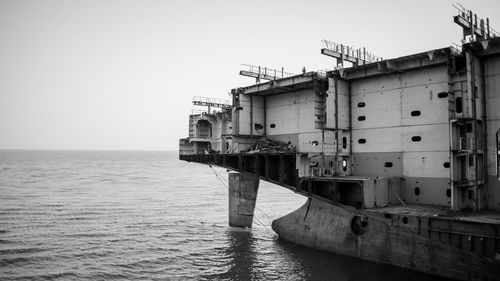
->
(0, 150, 453, 280)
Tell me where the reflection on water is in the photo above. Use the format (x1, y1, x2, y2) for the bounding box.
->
(215, 230, 256, 280)
(0, 151, 455, 281)
(202, 228, 454, 281)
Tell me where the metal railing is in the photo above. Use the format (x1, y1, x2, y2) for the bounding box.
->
(193, 96, 231, 106)
(450, 43, 462, 54)
(316, 69, 332, 77)
(322, 40, 383, 63)
(241, 64, 296, 79)
(452, 3, 499, 40)
(190, 109, 206, 115)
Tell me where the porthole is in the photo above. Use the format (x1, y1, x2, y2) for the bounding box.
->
(358, 116, 366, 121)
(270, 124, 276, 128)
(357, 102, 366, 108)
(384, 162, 393, 168)
(358, 139, 366, 144)
(411, 136, 422, 142)
(414, 187, 420, 196)
(437, 92, 449, 98)
(351, 215, 368, 236)
(411, 110, 421, 116)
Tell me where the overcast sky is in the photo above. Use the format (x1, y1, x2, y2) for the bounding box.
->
(1, 0, 499, 151)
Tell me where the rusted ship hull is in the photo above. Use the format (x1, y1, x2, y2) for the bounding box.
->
(272, 198, 500, 281)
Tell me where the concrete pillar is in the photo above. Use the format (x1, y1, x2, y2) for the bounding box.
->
(228, 172, 260, 228)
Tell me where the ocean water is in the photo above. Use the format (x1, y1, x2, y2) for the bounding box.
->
(0, 150, 451, 280)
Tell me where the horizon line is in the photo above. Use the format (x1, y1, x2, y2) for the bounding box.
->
(0, 148, 178, 152)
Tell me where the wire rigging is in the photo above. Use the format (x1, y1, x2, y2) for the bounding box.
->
(208, 165, 275, 235)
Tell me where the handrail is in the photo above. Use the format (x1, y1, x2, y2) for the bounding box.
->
(192, 96, 231, 106)
(322, 39, 383, 63)
(241, 64, 296, 79)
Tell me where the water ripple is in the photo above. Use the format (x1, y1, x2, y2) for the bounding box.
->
(0, 151, 452, 281)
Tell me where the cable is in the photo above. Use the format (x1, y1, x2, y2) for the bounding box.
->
(208, 165, 275, 235)
(210, 165, 273, 220)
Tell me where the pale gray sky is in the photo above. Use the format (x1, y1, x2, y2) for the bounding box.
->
(1, 0, 499, 151)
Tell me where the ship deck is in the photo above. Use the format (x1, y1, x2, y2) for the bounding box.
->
(368, 204, 500, 225)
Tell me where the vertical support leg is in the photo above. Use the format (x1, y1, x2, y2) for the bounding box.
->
(228, 172, 260, 228)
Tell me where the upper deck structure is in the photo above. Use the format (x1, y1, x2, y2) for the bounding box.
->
(179, 7, 500, 280)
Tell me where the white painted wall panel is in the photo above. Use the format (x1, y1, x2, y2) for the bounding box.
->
(267, 89, 318, 135)
(401, 102, 448, 126)
(325, 79, 349, 130)
(352, 127, 402, 153)
(403, 151, 450, 178)
(234, 94, 265, 136)
(402, 124, 450, 152)
(351, 90, 401, 129)
(297, 131, 336, 153)
(351, 67, 448, 95)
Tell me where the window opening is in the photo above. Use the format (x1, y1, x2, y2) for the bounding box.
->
(468, 190, 474, 200)
(342, 137, 347, 149)
(358, 139, 366, 144)
(466, 123, 473, 133)
(358, 116, 366, 121)
(357, 102, 365, 108)
(456, 97, 463, 114)
(411, 110, 421, 116)
(414, 187, 420, 196)
(437, 92, 449, 98)
(411, 136, 422, 142)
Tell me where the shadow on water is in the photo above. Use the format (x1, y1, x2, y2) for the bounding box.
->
(202, 228, 257, 281)
(274, 238, 457, 281)
(201, 227, 456, 281)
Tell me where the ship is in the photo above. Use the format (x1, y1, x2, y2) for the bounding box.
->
(179, 7, 500, 280)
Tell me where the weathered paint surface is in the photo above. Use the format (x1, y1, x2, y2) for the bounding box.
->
(179, 38, 500, 279)
(228, 172, 260, 228)
(272, 198, 500, 281)
(485, 56, 500, 210)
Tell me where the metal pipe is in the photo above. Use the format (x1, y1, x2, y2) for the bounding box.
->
(480, 57, 488, 208)
(250, 94, 253, 138)
(468, 51, 479, 210)
(334, 76, 339, 174)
